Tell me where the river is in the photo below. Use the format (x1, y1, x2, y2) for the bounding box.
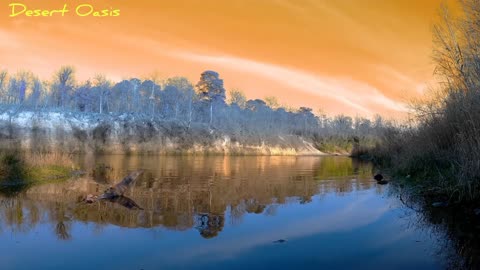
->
(0, 156, 459, 269)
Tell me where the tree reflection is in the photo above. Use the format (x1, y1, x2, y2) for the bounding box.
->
(0, 183, 31, 197)
(55, 221, 71, 240)
(0, 156, 375, 239)
(245, 199, 266, 214)
(52, 202, 71, 241)
(194, 213, 225, 239)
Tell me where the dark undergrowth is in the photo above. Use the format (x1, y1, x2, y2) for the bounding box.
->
(0, 150, 73, 196)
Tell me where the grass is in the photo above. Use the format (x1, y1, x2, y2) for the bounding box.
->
(0, 151, 73, 195)
(26, 165, 72, 182)
(313, 135, 379, 155)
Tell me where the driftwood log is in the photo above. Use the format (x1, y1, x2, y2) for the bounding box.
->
(98, 170, 144, 199)
(82, 170, 144, 206)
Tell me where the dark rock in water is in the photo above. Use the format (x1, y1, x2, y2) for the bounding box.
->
(374, 174, 384, 181)
(377, 180, 389, 185)
(273, 239, 287, 244)
(432, 201, 448, 208)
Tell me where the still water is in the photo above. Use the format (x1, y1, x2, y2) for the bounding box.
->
(0, 156, 454, 269)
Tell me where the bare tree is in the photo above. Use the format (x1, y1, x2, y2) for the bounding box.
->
(0, 70, 7, 104)
(93, 74, 111, 114)
(265, 96, 280, 110)
(52, 66, 75, 108)
(229, 88, 247, 108)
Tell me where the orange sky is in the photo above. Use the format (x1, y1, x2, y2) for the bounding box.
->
(0, 0, 454, 117)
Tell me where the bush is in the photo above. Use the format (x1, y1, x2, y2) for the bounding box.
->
(370, 0, 480, 202)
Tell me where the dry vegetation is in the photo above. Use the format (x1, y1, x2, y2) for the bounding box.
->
(0, 150, 73, 190)
(370, 0, 480, 203)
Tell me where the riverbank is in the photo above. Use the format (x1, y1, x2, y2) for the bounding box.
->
(0, 110, 366, 156)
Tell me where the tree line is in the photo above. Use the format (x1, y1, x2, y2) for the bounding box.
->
(0, 68, 391, 143)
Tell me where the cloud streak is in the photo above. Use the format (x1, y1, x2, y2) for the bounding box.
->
(173, 51, 408, 115)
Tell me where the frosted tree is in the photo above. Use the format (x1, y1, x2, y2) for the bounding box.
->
(7, 72, 30, 104)
(332, 115, 353, 136)
(92, 74, 111, 114)
(130, 78, 141, 113)
(0, 66, 394, 148)
(265, 96, 280, 110)
(246, 99, 267, 111)
(18, 79, 27, 104)
(73, 81, 93, 112)
(29, 78, 43, 109)
(229, 89, 247, 109)
(0, 70, 7, 104)
(164, 77, 195, 122)
(354, 117, 372, 136)
(196, 71, 226, 126)
(162, 85, 182, 119)
(298, 107, 315, 133)
(7, 78, 17, 104)
(140, 80, 161, 116)
(52, 66, 75, 108)
(111, 80, 130, 113)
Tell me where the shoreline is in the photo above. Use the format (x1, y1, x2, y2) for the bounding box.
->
(0, 148, 352, 157)
(0, 110, 360, 156)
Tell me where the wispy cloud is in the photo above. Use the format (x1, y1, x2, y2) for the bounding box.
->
(374, 64, 428, 94)
(173, 51, 407, 115)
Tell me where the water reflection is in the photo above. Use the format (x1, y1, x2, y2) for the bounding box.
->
(107, 196, 144, 210)
(0, 156, 454, 270)
(391, 186, 480, 269)
(195, 213, 225, 239)
(0, 156, 374, 238)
